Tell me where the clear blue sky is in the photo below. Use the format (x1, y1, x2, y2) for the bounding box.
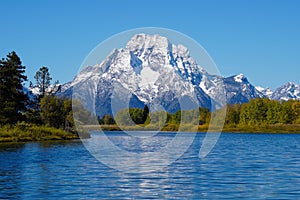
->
(1, 0, 299, 90)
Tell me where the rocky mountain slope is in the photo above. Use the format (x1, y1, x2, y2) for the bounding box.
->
(58, 34, 300, 117)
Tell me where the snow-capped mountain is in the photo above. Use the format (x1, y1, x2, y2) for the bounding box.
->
(255, 86, 273, 98)
(28, 84, 61, 96)
(223, 74, 264, 104)
(271, 82, 300, 101)
(255, 82, 300, 101)
(199, 73, 264, 105)
(59, 33, 299, 117)
(63, 34, 215, 117)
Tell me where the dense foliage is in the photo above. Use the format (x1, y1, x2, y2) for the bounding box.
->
(0, 51, 79, 137)
(101, 98, 300, 129)
(105, 107, 211, 127)
(227, 98, 300, 126)
(0, 52, 28, 124)
(113, 106, 150, 126)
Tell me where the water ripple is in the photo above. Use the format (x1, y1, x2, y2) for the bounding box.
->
(1, 133, 300, 199)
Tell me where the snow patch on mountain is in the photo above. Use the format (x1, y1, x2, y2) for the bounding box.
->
(234, 74, 246, 83)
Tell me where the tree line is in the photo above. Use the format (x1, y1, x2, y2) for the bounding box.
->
(99, 99, 300, 127)
(99, 106, 211, 127)
(225, 98, 300, 126)
(0, 51, 77, 132)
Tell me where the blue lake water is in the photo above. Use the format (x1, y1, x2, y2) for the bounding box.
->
(1, 132, 300, 199)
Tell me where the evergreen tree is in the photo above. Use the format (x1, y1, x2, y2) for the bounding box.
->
(142, 105, 150, 124)
(34, 66, 52, 98)
(0, 51, 28, 124)
(28, 66, 61, 124)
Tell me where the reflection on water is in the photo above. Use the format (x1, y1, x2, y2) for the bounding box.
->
(0, 133, 300, 199)
(84, 131, 197, 173)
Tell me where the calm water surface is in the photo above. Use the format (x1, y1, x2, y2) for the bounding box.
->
(1, 132, 300, 199)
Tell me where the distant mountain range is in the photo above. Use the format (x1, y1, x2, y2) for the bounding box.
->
(256, 82, 300, 101)
(49, 34, 300, 117)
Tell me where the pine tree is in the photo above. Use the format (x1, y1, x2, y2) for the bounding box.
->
(0, 51, 28, 124)
(34, 66, 52, 98)
(142, 105, 150, 124)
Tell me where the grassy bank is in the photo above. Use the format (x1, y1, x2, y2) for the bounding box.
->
(0, 124, 81, 143)
(84, 124, 300, 133)
(2, 123, 298, 143)
(221, 124, 300, 133)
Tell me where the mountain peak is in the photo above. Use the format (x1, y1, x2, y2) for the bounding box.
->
(271, 82, 300, 101)
(285, 82, 297, 87)
(255, 86, 274, 98)
(126, 34, 171, 55)
(280, 82, 299, 91)
(234, 74, 247, 83)
(60, 33, 300, 117)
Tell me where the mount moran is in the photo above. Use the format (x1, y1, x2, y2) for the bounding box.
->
(58, 34, 300, 117)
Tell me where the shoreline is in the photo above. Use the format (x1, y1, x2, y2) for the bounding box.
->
(1, 124, 300, 143)
(85, 124, 300, 134)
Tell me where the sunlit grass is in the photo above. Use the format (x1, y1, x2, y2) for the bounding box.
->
(0, 123, 80, 142)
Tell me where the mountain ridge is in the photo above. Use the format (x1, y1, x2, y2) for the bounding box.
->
(55, 33, 299, 117)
